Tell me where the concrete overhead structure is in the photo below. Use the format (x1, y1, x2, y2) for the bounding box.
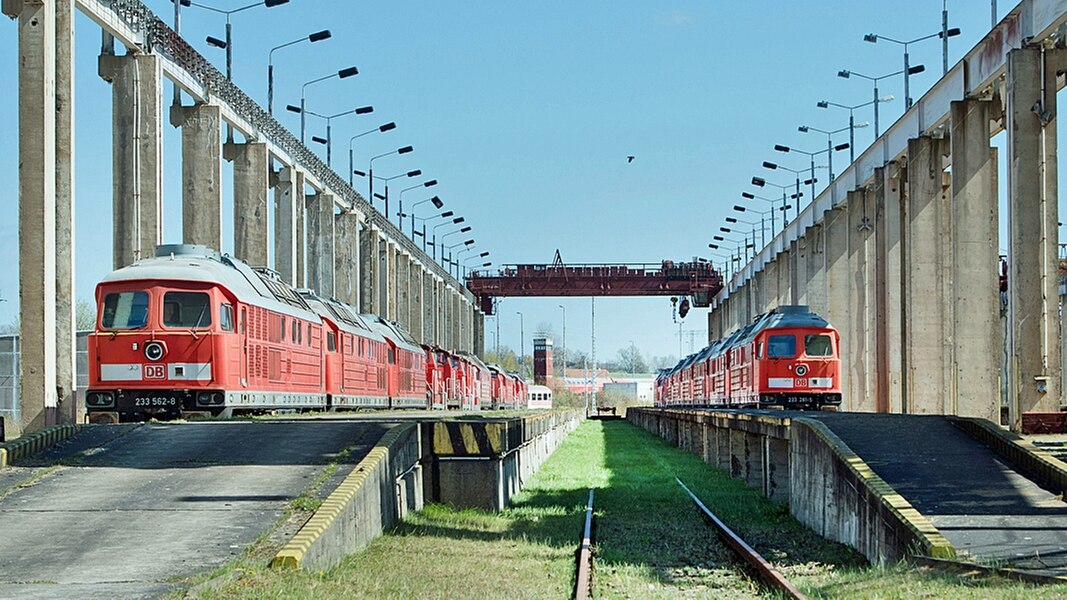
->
(306, 192, 336, 298)
(334, 211, 362, 308)
(708, 2, 1067, 430)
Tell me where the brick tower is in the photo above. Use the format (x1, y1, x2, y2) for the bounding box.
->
(534, 337, 554, 387)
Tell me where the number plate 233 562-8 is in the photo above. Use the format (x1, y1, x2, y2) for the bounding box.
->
(134, 397, 177, 407)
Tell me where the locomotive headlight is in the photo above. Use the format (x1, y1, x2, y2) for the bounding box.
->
(197, 392, 211, 406)
(144, 341, 166, 362)
(87, 392, 114, 407)
(795, 364, 809, 377)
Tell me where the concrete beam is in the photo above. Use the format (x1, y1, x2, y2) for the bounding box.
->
(226, 141, 269, 267)
(178, 103, 222, 250)
(306, 193, 335, 298)
(950, 99, 1001, 422)
(99, 52, 162, 268)
(271, 167, 303, 286)
(9, 0, 56, 436)
(1006, 46, 1062, 426)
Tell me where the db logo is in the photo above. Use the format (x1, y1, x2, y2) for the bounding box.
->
(144, 364, 166, 379)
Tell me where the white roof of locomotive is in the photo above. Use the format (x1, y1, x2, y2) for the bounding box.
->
(99, 245, 319, 322)
(361, 314, 424, 355)
(298, 292, 387, 343)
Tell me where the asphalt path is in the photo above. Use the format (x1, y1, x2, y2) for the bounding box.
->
(0, 419, 388, 599)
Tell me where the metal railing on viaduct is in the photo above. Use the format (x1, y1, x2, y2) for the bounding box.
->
(708, 0, 1067, 432)
(2, 0, 482, 437)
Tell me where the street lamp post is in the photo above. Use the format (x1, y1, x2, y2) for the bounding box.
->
(348, 122, 396, 187)
(398, 179, 438, 229)
(415, 210, 453, 252)
(299, 66, 359, 143)
(798, 124, 868, 180)
(181, 0, 290, 82)
(516, 311, 525, 378)
(838, 69, 921, 137)
(741, 192, 792, 235)
(725, 215, 768, 248)
(864, 24, 960, 107)
(367, 146, 414, 219)
(772, 142, 849, 200)
(287, 104, 373, 167)
(754, 173, 806, 221)
(462, 252, 490, 276)
(816, 98, 889, 162)
(430, 219, 466, 260)
(268, 29, 331, 115)
(409, 195, 445, 238)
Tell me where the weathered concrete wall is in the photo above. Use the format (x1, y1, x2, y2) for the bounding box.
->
(629, 408, 954, 564)
(425, 411, 583, 511)
(271, 423, 423, 571)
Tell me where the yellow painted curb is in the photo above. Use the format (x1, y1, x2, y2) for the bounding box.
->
(270, 423, 416, 570)
(0, 424, 81, 469)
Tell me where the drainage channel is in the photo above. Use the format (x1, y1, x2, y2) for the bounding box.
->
(574, 488, 595, 600)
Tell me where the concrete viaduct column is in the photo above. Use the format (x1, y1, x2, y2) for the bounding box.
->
(950, 99, 1001, 422)
(378, 236, 392, 320)
(1006, 46, 1063, 426)
(334, 212, 361, 308)
(360, 226, 380, 314)
(790, 238, 805, 306)
(804, 223, 827, 316)
(178, 103, 222, 250)
(823, 204, 849, 406)
(397, 253, 411, 331)
(904, 136, 952, 414)
(225, 141, 269, 266)
(55, 0, 76, 425)
(847, 189, 875, 413)
(777, 249, 792, 307)
(99, 52, 162, 268)
(409, 264, 424, 343)
(272, 167, 304, 286)
(425, 275, 440, 345)
(874, 165, 905, 414)
(473, 309, 485, 356)
(306, 193, 335, 298)
(6, 0, 56, 436)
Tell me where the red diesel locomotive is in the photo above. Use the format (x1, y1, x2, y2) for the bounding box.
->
(86, 245, 528, 422)
(655, 305, 841, 409)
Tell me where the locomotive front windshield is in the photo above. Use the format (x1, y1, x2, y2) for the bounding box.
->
(805, 334, 833, 356)
(101, 291, 149, 329)
(767, 334, 797, 358)
(163, 292, 213, 328)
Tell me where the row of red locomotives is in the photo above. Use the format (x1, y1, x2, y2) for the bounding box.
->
(86, 245, 531, 423)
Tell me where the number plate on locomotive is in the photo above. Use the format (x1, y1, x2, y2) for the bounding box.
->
(133, 396, 178, 407)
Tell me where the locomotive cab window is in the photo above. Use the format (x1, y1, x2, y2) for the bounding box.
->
(220, 304, 234, 332)
(767, 334, 797, 358)
(101, 291, 149, 329)
(805, 334, 833, 357)
(162, 292, 212, 328)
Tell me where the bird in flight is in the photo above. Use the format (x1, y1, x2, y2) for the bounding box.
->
(627, 155, 635, 163)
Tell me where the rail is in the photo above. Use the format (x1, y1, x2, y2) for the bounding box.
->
(574, 489, 595, 600)
(76, 0, 471, 299)
(675, 477, 806, 600)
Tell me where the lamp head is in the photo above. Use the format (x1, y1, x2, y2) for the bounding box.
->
(379, 122, 397, 132)
(338, 66, 359, 78)
(398, 145, 414, 154)
(798, 126, 809, 133)
(774, 144, 790, 153)
(817, 101, 829, 109)
(431, 196, 444, 208)
(355, 106, 374, 115)
(309, 30, 332, 42)
(863, 33, 877, 43)
(311, 135, 327, 145)
(837, 70, 851, 79)
(206, 36, 227, 49)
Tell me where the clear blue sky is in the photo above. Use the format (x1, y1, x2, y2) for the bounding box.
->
(0, 1, 1054, 365)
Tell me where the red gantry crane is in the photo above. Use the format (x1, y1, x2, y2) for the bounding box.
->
(465, 251, 723, 315)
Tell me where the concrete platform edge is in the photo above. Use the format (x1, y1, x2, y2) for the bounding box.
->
(0, 424, 82, 469)
(795, 417, 957, 560)
(270, 422, 421, 571)
(949, 416, 1067, 496)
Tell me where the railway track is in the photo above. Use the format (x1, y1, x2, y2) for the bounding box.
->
(574, 489, 595, 600)
(676, 477, 807, 600)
